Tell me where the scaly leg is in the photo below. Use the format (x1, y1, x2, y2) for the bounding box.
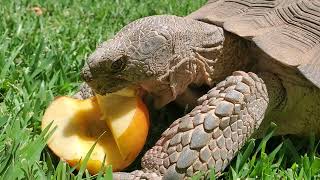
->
(114, 71, 285, 179)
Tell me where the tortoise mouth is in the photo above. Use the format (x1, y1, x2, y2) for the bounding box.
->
(86, 78, 133, 95)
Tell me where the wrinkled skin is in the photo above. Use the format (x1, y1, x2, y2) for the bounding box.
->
(79, 15, 320, 179)
(81, 15, 249, 108)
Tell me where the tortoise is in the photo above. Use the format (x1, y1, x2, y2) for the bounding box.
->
(75, 0, 320, 179)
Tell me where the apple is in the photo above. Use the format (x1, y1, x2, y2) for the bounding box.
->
(41, 89, 149, 174)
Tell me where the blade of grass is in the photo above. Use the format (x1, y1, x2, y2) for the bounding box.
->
(209, 168, 216, 180)
(76, 131, 107, 179)
(284, 139, 300, 163)
(236, 139, 255, 172)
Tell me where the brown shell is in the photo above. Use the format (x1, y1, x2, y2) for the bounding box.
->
(188, 0, 320, 88)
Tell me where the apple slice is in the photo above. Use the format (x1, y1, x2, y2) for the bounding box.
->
(41, 89, 149, 174)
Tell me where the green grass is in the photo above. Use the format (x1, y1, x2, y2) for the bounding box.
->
(0, 0, 319, 179)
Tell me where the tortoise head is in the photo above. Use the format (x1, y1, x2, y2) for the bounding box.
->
(81, 15, 224, 107)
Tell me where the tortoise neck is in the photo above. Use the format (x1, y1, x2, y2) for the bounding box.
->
(193, 32, 253, 87)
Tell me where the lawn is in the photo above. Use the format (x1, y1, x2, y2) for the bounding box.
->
(0, 0, 319, 179)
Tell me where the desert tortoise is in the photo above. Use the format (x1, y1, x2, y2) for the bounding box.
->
(76, 0, 320, 179)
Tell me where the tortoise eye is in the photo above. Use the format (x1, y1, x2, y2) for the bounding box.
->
(111, 56, 127, 72)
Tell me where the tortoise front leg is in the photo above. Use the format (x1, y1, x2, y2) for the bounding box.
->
(114, 71, 285, 179)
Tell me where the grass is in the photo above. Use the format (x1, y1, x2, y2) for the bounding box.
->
(0, 0, 319, 179)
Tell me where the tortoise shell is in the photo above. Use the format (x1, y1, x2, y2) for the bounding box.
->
(189, 0, 320, 88)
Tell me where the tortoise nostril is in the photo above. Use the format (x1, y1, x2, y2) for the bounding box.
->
(81, 64, 93, 82)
